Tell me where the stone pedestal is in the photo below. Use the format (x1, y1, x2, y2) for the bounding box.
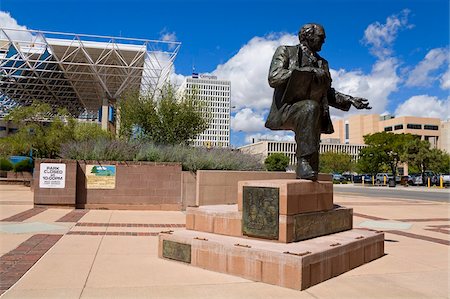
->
(159, 229, 384, 290)
(186, 204, 353, 243)
(159, 178, 384, 290)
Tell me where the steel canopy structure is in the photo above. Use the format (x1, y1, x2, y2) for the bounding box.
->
(0, 28, 181, 117)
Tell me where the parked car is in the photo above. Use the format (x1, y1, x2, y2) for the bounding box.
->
(332, 173, 345, 183)
(353, 174, 372, 184)
(410, 172, 439, 186)
(375, 173, 391, 184)
(400, 175, 413, 186)
(440, 174, 450, 187)
(342, 174, 353, 182)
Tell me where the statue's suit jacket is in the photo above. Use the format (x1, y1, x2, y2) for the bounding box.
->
(265, 45, 352, 134)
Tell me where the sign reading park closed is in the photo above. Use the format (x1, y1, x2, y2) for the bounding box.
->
(39, 163, 66, 188)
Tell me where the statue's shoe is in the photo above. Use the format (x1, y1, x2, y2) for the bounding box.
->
(296, 158, 318, 181)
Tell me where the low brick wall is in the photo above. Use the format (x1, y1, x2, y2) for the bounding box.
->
(181, 171, 197, 210)
(6, 171, 33, 180)
(34, 159, 182, 210)
(195, 170, 297, 206)
(76, 161, 182, 210)
(34, 159, 78, 207)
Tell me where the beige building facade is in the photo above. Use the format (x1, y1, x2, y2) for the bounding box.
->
(238, 140, 366, 166)
(328, 114, 448, 152)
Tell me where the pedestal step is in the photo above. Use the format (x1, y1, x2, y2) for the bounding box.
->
(158, 229, 384, 290)
(238, 179, 334, 215)
(186, 204, 353, 242)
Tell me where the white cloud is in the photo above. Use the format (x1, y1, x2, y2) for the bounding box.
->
(406, 48, 449, 87)
(0, 11, 33, 41)
(330, 57, 400, 116)
(244, 131, 294, 144)
(231, 108, 266, 132)
(212, 33, 298, 111)
(169, 72, 186, 87)
(159, 29, 178, 51)
(440, 66, 450, 90)
(394, 95, 449, 119)
(362, 9, 413, 59)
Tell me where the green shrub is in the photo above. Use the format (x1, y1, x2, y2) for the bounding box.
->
(60, 138, 140, 161)
(60, 140, 264, 172)
(0, 158, 14, 171)
(74, 122, 112, 142)
(13, 158, 33, 172)
(264, 153, 290, 171)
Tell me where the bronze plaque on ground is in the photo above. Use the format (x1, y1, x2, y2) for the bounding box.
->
(242, 186, 279, 239)
(162, 240, 191, 263)
(293, 207, 352, 241)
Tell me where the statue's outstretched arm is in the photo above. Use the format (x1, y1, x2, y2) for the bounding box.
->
(328, 89, 372, 111)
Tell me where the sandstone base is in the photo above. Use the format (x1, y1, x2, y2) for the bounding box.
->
(186, 204, 353, 242)
(159, 229, 384, 290)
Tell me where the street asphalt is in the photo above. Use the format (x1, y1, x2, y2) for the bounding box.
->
(334, 183, 450, 203)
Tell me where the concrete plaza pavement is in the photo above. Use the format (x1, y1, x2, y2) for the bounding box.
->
(0, 184, 449, 299)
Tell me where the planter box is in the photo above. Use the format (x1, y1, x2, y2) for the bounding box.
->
(76, 161, 182, 210)
(34, 159, 183, 210)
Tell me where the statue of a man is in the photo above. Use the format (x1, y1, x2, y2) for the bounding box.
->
(265, 23, 371, 181)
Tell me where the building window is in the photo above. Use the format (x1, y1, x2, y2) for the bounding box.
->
(345, 123, 349, 140)
(384, 126, 393, 132)
(424, 125, 438, 130)
(394, 124, 403, 130)
(407, 124, 422, 129)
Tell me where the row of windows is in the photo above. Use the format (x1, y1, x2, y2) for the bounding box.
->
(209, 125, 229, 130)
(384, 124, 440, 131)
(191, 95, 230, 101)
(189, 91, 230, 96)
(266, 141, 366, 164)
(188, 86, 230, 92)
(186, 80, 230, 86)
(195, 136, 229, 141)
(200, 129, 229, 135)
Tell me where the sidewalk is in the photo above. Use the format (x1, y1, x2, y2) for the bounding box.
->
(0, 184, 448, 299)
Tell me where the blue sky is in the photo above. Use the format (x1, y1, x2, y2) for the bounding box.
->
(1, 0, 449, 146)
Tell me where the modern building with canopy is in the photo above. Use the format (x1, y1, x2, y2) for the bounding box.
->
(0, 28, 181, 132)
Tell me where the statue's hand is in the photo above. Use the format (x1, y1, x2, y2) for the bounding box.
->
(351, 97, 371, 110)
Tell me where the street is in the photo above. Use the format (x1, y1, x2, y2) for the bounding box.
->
(334, 184, 450, 203)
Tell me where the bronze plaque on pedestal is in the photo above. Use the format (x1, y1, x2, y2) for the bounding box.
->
(162, 240, 191, 263)
(242, 186, 279, 239)
(293, 207, 353, 241)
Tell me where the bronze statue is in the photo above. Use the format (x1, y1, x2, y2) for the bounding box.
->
(265, 23, 371, 181)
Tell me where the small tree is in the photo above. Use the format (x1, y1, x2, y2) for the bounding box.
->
(356, 146, 384, 175)
(118, 84, 209, 145)
(319, 151, 355, 173)
(74, 122, 112, 142)
(265, 153, 290, 171)
(359, 132, 416, 179)
(0, 102, 76, 158)
(404, 139, 450, 175)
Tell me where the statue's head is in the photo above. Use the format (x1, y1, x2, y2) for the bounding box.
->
(298, 23, 326, 52)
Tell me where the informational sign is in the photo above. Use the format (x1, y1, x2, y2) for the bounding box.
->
(86, 165, 116, 189)
(39, 163, 66, 188)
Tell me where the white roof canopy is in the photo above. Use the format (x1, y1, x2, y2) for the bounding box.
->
(0, 28, 181, 116)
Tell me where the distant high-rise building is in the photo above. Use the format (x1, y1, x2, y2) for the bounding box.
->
(178, 74, 231, 147)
